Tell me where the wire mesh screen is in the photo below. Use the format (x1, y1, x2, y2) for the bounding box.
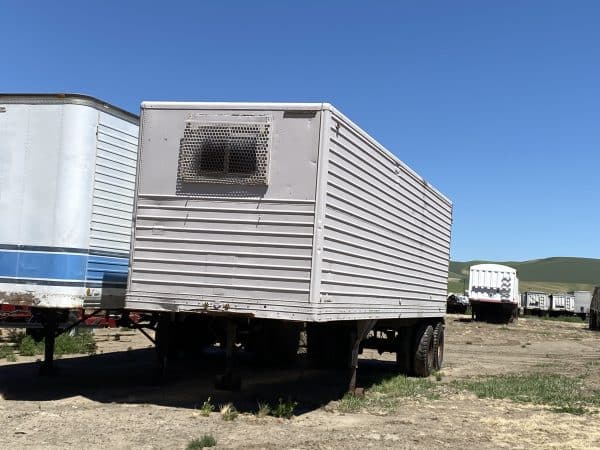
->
(178, 115, 271, 185)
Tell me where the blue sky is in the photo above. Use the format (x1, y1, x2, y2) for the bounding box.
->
(2, 1, 599, 261)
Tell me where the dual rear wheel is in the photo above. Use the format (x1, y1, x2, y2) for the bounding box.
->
(400, 321, 444, 378)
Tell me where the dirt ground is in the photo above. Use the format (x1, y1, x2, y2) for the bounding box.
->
(1, 317, 599, 449)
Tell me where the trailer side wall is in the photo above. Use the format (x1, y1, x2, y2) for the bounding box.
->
(315, 109, 451, 320)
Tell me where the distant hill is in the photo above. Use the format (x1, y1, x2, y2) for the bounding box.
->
(448, 257, 600, 294)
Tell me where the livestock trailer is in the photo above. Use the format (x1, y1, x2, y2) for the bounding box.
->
(126, 101, 453, 388)
(0, 94, 139, 370)
(549, 293, 575, 316)
(468, 264, 519, 323)
(521, 291, 550, 316)
(572, 290, 592, 319)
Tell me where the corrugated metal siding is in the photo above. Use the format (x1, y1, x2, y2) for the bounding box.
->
(318, 112, 452, 318)
(90, 114, 139, 254)
(128, 196, 315, 313)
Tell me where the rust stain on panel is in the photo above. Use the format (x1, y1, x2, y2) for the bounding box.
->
(0, 291, 38, 306)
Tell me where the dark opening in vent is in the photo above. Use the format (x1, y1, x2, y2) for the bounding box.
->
(198, 138, 227, 173)
(177, 117, 270, 185)
(228, 133, 258, 174)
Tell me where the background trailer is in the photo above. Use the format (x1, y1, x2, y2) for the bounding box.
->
(549, 293, 575, 316)
(0, 94, 139, 371)
(468, 263, 519, 323)
(126, 102, 453, 388)
(572, 290, 591, 319)
(521, 291, 550, 316)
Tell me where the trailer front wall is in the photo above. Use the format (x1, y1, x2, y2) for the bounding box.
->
(316, 110, 452, 320)
(126, 107, 321, 320)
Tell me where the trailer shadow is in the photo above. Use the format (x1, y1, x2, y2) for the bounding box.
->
(0, 348, 397, 415)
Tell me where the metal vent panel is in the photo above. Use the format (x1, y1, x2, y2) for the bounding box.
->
(177, 114, 271, 186)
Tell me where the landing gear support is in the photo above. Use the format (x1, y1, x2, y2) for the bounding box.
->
(39, 309, 58, 376)
(348, 319, 377, 394)
(155, 313, 172, 380)
(215, 320, 241, 390)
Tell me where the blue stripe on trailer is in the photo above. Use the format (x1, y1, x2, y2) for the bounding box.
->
(0, 250, 87, 280)
(0, 249, 129, 286)
(0, 251, 19, 277)
(86, 254, 128, 285)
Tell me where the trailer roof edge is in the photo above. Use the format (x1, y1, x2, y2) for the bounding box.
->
(0, 93, 138, 124)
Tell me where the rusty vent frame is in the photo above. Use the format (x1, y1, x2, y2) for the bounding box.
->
(177, 114, 271, 185)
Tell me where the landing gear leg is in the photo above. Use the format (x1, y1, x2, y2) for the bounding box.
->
(348, 319, 377, 394)
(215, 320, 241, 390)
(155, 313, 172, 381)
(39, 309, 58, 376)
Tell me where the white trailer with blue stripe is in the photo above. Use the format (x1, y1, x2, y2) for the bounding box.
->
(0, 93, 138, 371)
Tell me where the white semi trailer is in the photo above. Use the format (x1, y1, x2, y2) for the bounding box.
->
(0, 93, 139, 372)
(125, 102, 453, 389)
(521, 291, 550, 316)
(549, 293, 575, 316)
(468, 264, 519, 323)
(572, 291, 591, 319)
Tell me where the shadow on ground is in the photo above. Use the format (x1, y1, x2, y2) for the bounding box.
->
(0, 348, 397, 415)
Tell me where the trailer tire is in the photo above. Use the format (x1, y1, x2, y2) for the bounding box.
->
(413, 324, 434, 377)
(432, 322, 444, 372)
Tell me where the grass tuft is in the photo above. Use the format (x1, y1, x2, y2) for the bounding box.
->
(456, 373, 600, 414)
(186, 435, 216, 449)
(271, 398, 297, 419)
(198, 397, 214, 417)
(338, 393, 366, 413)
(0, 345, 14, 359)
(220, 403, 238, 421)
(370, 374, 439, 400)
(19, 335, 43, 356)
(256, 402, 271, 418)
(55, 329, 97, 355)
(18, 329, 97, 357)
(338, 375, 440, 413)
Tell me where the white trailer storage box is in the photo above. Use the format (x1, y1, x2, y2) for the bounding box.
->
(522, 291, 550, 313)
(125, 102, 453, 322)
(550, 293, 575, 314)
(468, 264, 519, 322)
(468, 264, 519, 305)
(0, 94, 139, 309)
(573, 290, 592, 316)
